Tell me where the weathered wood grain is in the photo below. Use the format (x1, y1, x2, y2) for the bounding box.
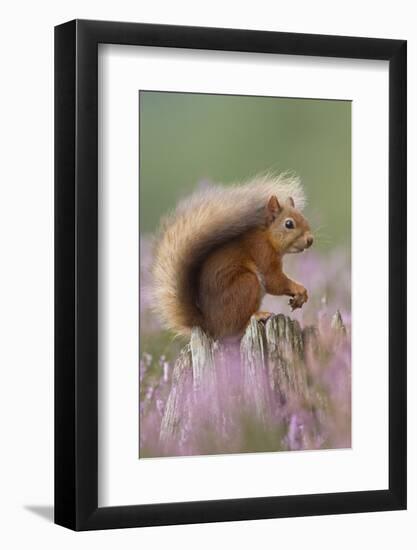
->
(159, 344, 192, 448)
(240, 317, 270, 423)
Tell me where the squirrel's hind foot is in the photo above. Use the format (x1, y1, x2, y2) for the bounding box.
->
(252, 311, 273, 324)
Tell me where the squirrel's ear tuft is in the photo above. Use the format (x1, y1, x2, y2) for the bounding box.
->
(285, 196, 295, 208)
(266, 195, 281, 225)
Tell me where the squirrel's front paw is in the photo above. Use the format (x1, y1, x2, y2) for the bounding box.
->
(289, 287, 308, 311)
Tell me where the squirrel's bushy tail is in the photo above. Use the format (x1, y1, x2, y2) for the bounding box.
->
(152, 173, 305, 336)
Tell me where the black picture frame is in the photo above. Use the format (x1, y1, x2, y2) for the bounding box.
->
(55, 19, 407, 531)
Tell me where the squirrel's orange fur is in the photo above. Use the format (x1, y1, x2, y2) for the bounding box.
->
(152, 174, 313, 339)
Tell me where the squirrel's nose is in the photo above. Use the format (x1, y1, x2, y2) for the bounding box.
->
(306, 236, 314, 248)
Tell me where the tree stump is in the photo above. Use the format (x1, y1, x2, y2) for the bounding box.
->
(159, 311, 346, 450)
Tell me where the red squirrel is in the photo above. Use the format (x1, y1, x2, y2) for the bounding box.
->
(152, 174, 313, 339)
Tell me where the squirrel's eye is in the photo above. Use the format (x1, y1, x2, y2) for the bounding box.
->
(285, 219, 295, 229)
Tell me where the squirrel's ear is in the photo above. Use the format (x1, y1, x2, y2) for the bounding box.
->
(266, 195, 281, 225)
(285, 196, 295, 208)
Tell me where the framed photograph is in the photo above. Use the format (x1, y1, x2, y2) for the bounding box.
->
(55, 19, 406, 530)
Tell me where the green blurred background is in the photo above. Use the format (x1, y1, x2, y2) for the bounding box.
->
(139, 91, 351, 250)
